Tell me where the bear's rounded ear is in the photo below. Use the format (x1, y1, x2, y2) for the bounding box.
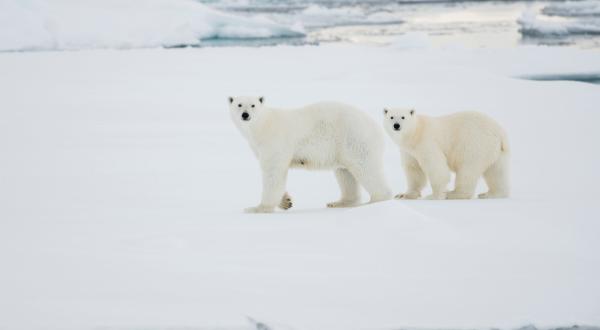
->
(258, 96, 264, 104)
(228, 96, 234, 104)
(410, 109, 415, 116)
(383, 108, 388, 115)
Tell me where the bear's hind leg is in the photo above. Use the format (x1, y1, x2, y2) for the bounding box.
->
(447, 167, 481, 200)
(479, 153, 510, 199)
(327, 168, 361, 208)
(279, 192, 293, 210)
(348, 162, 392, 204)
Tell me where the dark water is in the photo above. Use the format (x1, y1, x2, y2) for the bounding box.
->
(521, 73, 600, 84)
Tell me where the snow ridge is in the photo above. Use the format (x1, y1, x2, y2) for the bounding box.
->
(0, 0, 305, 52)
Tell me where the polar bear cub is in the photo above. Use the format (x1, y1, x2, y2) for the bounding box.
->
(229, 96, 392, 213)
(383, 108, 509, 200)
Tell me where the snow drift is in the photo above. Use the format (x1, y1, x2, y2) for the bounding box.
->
(518, 8, 600, 38)
(0, 0, 305, 52)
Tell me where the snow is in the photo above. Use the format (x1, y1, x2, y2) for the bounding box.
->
(1, 41, 600, 330)
(0, 0, 305, 52)
(390, 32, 431, 49)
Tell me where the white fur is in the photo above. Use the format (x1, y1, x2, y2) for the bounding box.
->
(383, 108, 510, 200)
(229, 96, 392, 213)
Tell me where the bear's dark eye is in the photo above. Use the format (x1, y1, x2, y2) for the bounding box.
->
(401, 116, 405, 120)
(390, 116, 394, 120)
(238, 104, 242, 108)
(251, 104, 255, 108)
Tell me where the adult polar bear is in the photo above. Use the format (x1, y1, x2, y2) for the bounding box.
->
(383, 108, 509, 200)
(229, 96, 392, 213)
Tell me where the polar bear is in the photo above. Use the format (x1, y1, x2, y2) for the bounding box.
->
(383, 108, 509, 200)
(229, 96, 392, 213)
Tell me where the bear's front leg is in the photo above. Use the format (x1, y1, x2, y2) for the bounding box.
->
(395, 152, 426, 200)
(245, 161, 289, 213)
(418, 148, 450, 200)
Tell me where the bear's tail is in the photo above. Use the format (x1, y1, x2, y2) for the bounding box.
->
(500, 130, 510, 154)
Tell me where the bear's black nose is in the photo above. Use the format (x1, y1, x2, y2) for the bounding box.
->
(241, 112, 250, 121)
(393, 123, 400, 130)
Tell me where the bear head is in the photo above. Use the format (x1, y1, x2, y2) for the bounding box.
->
(383, 107, 416, 137)
(228, 96, 265, 127)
